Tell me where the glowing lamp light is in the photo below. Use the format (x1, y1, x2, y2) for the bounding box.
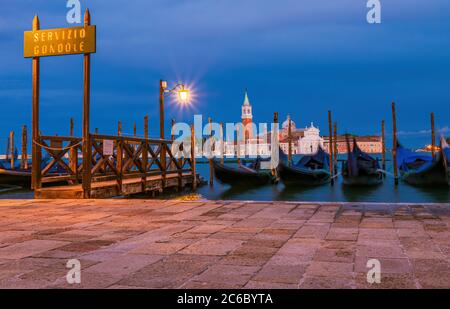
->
(177, 88, 190, 104)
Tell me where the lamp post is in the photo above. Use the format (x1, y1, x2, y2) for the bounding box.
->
(159, 80, 191, 139)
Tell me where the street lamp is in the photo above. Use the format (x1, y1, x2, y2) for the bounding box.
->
(159, 80, 191, 139)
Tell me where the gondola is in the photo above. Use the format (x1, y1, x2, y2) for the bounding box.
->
(342, 137, 383, 186)
(0, 156, 67, 187)
(277, 146, 331, 186)
(397, 140, 448, 187)
(442, 137, 450, 185)
(213, 157, 275, 186)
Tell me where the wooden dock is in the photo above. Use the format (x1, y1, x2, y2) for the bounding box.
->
(33, 133, 199, 199)
(36, 172, 198, 199)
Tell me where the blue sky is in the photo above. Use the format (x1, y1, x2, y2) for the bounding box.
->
(0, 0, 449, 151)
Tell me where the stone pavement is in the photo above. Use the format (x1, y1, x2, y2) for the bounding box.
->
(0, 199, 449, 289)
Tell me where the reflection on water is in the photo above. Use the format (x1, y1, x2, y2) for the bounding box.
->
(0, 154, 448, 203)
(194, 154, 449, 203)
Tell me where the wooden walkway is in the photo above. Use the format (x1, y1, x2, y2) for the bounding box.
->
(36, 173, 199, 199)
(33, 133, 198, 199)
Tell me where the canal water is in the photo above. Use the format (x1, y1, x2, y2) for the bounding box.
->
(0, 154, 448, 203)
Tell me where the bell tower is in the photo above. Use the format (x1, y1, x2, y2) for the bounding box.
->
(241, 89, 253, 140)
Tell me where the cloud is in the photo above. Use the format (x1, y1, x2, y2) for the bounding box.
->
(396, 126, 450, 136)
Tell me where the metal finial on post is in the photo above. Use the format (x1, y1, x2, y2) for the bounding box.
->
(33, 15, 40, 30)
(84, 9, 91, 25)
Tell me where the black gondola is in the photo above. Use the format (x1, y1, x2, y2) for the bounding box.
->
(342, 137, 383, 186)
(277, 146, 331, 186)
(397, 139, 448, 187)
(213, 158, 275, 186)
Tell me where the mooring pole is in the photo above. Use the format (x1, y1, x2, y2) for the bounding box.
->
(392, 102, 399, 186)
(431, 112, 436, 159)
(142, 115, 149, 191)
(333, 122, 338, 175)
(159, 81, 166, 187)
(21, 125, 28, 170)
(5, 136, 9, 161)
(191, 124, 197, 190)
(328, 111, 334, 185)
(381, 120, 386, 177)
(272, 112, 279, 178)
(220, 122, 225, 164)
(70, 117, 74, 136)
(288, 115, 292, 166)
(81, 9, 92, 198)
(9, 131, 14, 170)
(134, 122, 137, 137)
(31, 15, 41, 190)
(236, 125, 241, 165)
(208, 117, 214, 186)
(69, 118, 77, 179)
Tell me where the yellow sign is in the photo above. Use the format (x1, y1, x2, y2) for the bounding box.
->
(24, 25, 96, 58)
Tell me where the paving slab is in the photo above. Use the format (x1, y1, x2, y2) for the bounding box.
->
(0, 199, 448, 289)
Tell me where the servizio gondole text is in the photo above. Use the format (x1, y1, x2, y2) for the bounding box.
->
(23, 26, 96, 58)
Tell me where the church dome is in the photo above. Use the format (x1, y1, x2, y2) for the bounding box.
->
(282, 117, 296, 130)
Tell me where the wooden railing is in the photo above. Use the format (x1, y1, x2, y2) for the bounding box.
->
(36, 133, 196, 197)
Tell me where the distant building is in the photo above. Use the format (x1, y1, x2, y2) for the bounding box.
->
(279, 115, 324, 155)
(323, 134, 382, 154)
(241, 89, 253, 141)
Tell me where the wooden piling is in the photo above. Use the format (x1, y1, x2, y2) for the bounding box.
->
(273, 112, 279, 177)
(208, 117, 214, 186)
(5, 136, 9, 161)
(392, 102, 399, 185)
(9, 131, 14, 170)
(117, 121, 122, 136)
(69, 118, 77, 180)
(81, 9, 92, 198)
(191, 124, 197, 190)
(381, 120, 386, 177)
(236, 125, 241, 165)
(333, 122, 339, 175)
(134, 122, 137, 137)
(431, 112, 436, 159)
(21, 125, 28, 170)
(31, 15, 41, 190)
(328, 111, 334, 185)
(171, 118, 176, 171)
(142, 115, 149, 191)
(220, 122, 225, 164)
(288, 115, 292, 165)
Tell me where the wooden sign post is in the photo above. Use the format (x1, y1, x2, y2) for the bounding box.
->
(24, 10, 96, 196)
